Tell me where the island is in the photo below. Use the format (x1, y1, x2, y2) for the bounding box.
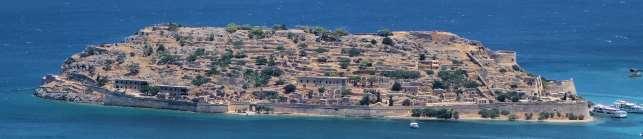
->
(36, 24, 590, 122)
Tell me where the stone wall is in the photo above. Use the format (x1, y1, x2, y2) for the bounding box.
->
(102, 92, 227, 113)
(266, 101, 589, 118)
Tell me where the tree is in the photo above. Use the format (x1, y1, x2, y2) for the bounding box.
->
(391, 82, 402, 91)
(388, 95, 394, 106)
(318, 86, 326, 96)
(96, 76, 109, 87)
(347, 48, 361, 57)
(377, 29, 393, 37)
(382, 37, 394, 46)
(191, 75, 210, 86)
(255, 57, 268, 66)
(382, 70, 421, 79)
(127, 63, 140, 75)
(314, 47, 329, 53)
(226, 23, 239, 33)
(157, 52, 178, 64)
(272, 24, 287, 30)
(283, 84, 296, 94)
(188, 48, 206, 62)
(479, 108, 501, 119)
(339, 58, 350, 69)
(140, 85, 160, 96)
(143, 45, 153, 56)
(261, 66, 282, 77)
(501, 110, 511, 115)
(249, 28, 266, 39)
(334, 28, 349, 36)
(359, 95, 370, 105)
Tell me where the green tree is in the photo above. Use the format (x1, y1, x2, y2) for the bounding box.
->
(191, 75, 210, 86)
(339, 58, 351, 69)
(226, 23, 239, 33)
(272, 24, 287, 30)
(140, 85, 160, 96)
(377, 29, 393, 37)
(347, 48, 361, 57)
(382, 37, 394, 45)
(283, 84, 296, 94)
(249, 28, 266, 39)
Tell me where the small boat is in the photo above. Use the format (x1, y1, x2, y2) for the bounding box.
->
(591, 104, 627, 118)
(614, 100, 643, 113)
(409, 122, 420, 129)
(629, 68, 641, 77)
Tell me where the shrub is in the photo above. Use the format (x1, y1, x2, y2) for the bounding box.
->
(261, 66, 283, 77)
(96, 76, 109, 87)
(283, 84, 296, 94)
(127, 63, 140, 75)
(339, 58, 350, 69)
(347, 48, 361, 57)
(191, 75, 210, 86)
(501, 110, 511, 115)
(495, 91, 524, 102)
(508, 114, 518, 121)
(157, 52, 178, 64)
(382, 70, 421, 79)
(524, 113, 534, 120)
(411, 108, 459, 119)
(382, 37, 394, 45)
(187, 48, 206, 62)
(255, 57, 268, 66)
(272, 24, 287, 30)
(276, 45, 285, 51)
(253, 91, 279, 100)
(425, 70, 435, 75)
(249, 28, 266, 39)
(140, 85, 160, 96)
(479, 108, 501, 119)
(314, 47, 329, 53)
(377, 29, 393, 37)
(225, 23, 239, 33)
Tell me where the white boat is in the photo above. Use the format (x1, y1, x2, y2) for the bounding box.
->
(409, 122, 420, 129)
(614, 100, 643, 113)
(591, 104, 627, 118)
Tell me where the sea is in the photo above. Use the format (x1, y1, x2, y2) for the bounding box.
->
(0, 0, 642, 138)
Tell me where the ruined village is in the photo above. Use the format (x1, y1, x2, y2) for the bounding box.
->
(36, 24, 588, 121)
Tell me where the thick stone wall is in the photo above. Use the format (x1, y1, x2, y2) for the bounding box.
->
(267, 101, 589, 117)
(103, 93, 196, 111)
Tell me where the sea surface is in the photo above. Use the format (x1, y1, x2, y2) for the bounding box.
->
(1, 0, 642, 138)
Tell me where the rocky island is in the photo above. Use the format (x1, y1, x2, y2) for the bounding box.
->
(36, 24, 590, 121)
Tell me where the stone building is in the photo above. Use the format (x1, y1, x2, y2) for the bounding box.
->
(158, 85, 190, 96)
(545, 79, 577, 98)
(493, 50, 517, 66)
(114, 79, 149, 90)
(297, 76, 348, 88)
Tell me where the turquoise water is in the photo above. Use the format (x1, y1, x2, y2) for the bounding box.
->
(1, 0, 642, 138)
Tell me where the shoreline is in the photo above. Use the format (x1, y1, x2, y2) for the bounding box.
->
(32, 91, 596, 124)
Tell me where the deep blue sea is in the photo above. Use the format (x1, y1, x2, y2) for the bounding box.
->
(1, 0, 642, 138)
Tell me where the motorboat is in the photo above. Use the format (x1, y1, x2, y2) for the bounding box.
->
(614, 100, 643, 113)
(409, 122, 420, 129)
(591, 104, 627, 118)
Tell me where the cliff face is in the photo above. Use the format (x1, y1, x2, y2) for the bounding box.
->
(37, 24, 579, 107)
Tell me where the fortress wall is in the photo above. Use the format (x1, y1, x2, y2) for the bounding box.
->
(103, 93, 196, 111)
(268, 101, 589, 117)
(195, 103, 228, 113)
